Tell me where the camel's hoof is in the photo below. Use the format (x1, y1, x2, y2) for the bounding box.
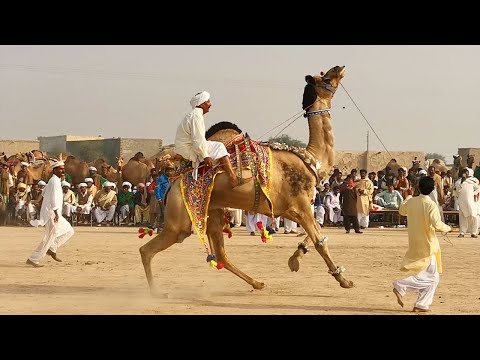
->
(288, 255, 300, 272)
(340, 280, 355, 289)
(252, 282, 265, 290)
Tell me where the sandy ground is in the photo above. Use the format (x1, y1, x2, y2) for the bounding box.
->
(0, 223, 479, 315)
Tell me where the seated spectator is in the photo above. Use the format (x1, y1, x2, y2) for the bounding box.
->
(324, 185, 343, 224)
(93, 181, 117, 226)
(62, 181, 76, 220)
(117, 182, 134, 225)
(27, 182, 44, 220)
(134, 183, 151, 225)
(374, 182, 404, 210)
(75, 182, 93, 224)
(13, 182, 31, 222)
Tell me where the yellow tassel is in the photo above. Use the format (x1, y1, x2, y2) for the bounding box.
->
(209, 260, 218, 268)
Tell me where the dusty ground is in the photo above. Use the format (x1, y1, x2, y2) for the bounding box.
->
(0, 224, 478, 315)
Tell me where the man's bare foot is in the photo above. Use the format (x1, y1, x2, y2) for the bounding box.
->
(26, 259, 44, 268)
(412, 307, 431, 313)
(393, 288, 404, 308)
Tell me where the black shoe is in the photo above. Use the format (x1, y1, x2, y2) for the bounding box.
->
(26, 259, 44, 267)
(355, 231, 363, 234)
(47, 249, 62, 262)
(345, 230, 350, 234)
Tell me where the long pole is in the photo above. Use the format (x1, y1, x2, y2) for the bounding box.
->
(366, 130, 369, 170)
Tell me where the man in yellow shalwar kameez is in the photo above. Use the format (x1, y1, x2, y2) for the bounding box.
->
(392, 176, 452, 313)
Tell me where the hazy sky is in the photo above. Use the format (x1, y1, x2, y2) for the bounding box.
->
(0, 45, 478, 161)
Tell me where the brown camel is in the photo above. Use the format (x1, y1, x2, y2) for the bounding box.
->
(139, 65, 354, 296)
(64, 155, 91, 185)
(7, 153, 53, 182)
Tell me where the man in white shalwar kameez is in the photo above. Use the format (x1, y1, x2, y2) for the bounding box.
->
(392, 176, 452, 313)
(26, 161, 74, 267)
(174, 91, 238, 187)
(455, 168, 479, 238)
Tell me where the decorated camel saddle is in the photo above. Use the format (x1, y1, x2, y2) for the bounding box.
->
(174, 133, 274, 242)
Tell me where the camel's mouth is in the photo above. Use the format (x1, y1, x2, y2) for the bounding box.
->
(338, 66, 346, 78)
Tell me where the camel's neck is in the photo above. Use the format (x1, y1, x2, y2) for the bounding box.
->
(306, 97, 334, 170)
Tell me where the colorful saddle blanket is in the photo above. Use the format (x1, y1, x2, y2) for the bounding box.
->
(180, 133, 273, 245)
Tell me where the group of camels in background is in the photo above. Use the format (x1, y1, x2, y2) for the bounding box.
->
(1, 148, 478, 189)
(1, 149, 175, 187)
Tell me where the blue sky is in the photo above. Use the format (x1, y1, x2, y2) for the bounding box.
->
(0, 45, 478, 162)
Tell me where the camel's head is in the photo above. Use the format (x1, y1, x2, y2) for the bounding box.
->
(303, 66, 346, 109)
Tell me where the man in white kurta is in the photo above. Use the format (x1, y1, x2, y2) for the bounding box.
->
(392, 176, 452, 312)
(455, 168, 479, 238)
(174, 91, 238, 187)
(27, 161, 74, 267)
(323, 186, 343, 224)
(355, 169, 374, 228)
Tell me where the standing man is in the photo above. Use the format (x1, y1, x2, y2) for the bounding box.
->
(174, 90, 238, 188)
(392, 176, 452, 313)
(356, 169, 374, 229)
(455, 168, 479, 238)
(26, 161, 74, 267)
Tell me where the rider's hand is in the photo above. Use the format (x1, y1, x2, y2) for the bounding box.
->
(204, 157, 213, 168)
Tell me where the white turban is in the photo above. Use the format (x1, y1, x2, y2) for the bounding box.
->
(88, 166, 97, 171)
(38, 180, 47, 186)
(418, 169, 427, 176)
(51, 161, 65, 168)
(103, 181, 114, 187)
(146, 182, 151, 187)
(122, 181, 132, 188)
(61, 181, 71, 187)
(190, 91, 210, 108)
(84, 177, 94, 183)
(467, 168, 474, 177)
(78, 182, 87, 187)
(20, 162, 29, 167)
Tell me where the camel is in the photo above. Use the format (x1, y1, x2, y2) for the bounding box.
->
(139, 65, 354, 296)
(6, 153, 53, 182)
(63, 155, 91, 185)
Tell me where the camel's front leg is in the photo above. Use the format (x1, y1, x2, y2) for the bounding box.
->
(297, 213, 354, 289)
(207, 209, 265, 290)
(288, 235, 311, 272)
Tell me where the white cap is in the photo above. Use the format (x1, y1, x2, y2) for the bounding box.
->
(122, 181, 132, 188)
(51, 161, 65, 168)
(38, 180, 47, 186)
(103, 181, 114, 187)
(20, 162, 29, 167)
(88, 166, 97, 171)
(84, 178, 94, 183)
(418, 169, 427, 176)
(61, 181, 71, 187)
(78, 182, 87, 187)
(146, 182, 151, 187)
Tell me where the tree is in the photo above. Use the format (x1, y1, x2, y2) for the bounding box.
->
(425, 153, 446, 162)
(268, 134, 307, 148)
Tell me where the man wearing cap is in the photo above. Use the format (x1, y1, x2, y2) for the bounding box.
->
(92, 181, 117, 226)
(27, 182, 44, 221)
(61, 181, 76, 221)
(16, 162, 34, 191)
(74, 182, 93, 224)
(84, 177, 98, 198)
(27, 161, 75, 267)
(174, 90, 238, 188)
(88, 166, 107, 190)
(117, 181, 134, 225)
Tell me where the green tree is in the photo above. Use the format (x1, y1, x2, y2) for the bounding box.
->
(268, 134, 307, 148)
(425, 153, 446, 162)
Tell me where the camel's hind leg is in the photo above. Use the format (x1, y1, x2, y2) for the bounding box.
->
(290, 208, 354, 289)
(139, 181, 192, 296)
(207, 209, 265, 290)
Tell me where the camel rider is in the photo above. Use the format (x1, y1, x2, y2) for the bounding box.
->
(88, 166, 107, 190)
(174, 91, 238, 188)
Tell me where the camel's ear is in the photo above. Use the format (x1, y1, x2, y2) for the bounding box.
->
(305, 75, 314, 84)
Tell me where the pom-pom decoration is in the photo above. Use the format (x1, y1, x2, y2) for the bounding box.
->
(256, 221, 273, 243)
(138, 226, 154, 239)
(206, 254, 224, 270)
